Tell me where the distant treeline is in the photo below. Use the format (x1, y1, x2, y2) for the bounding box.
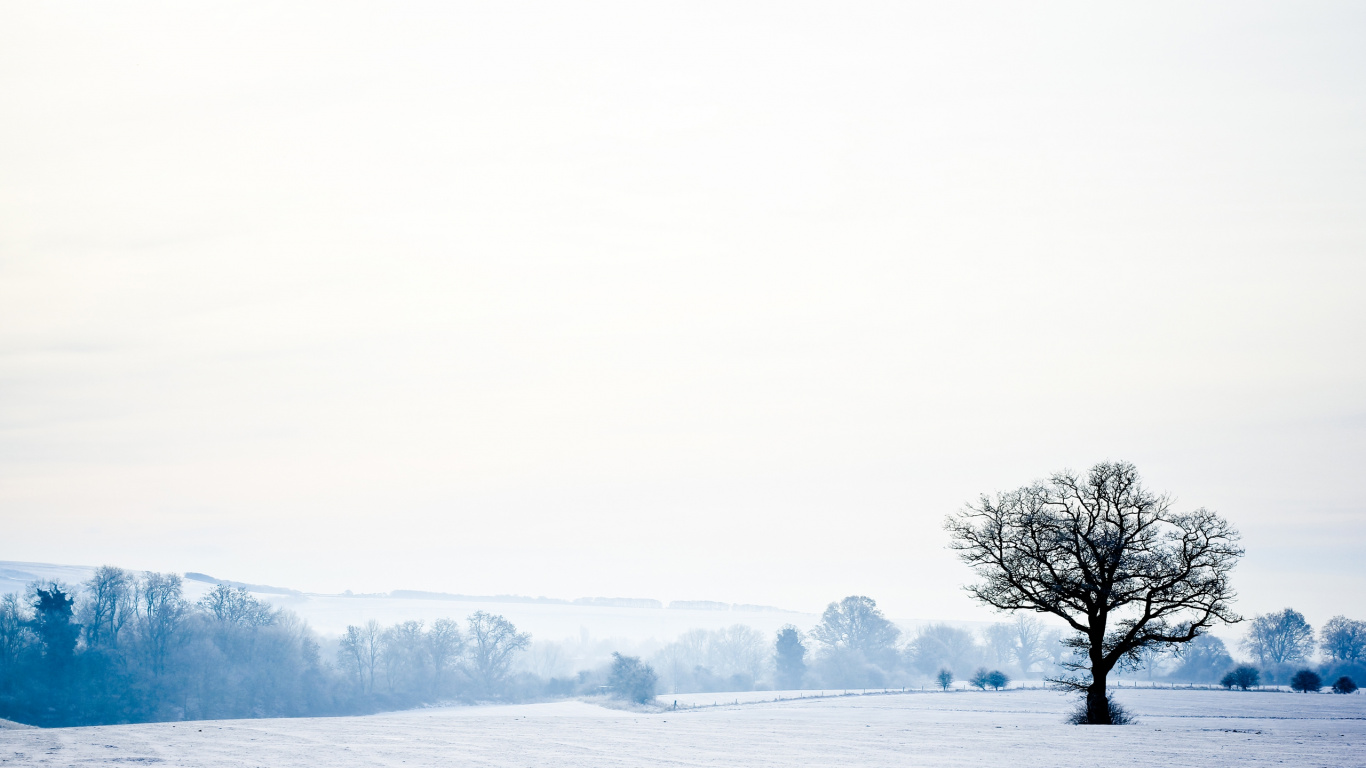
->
(0, 568, 563, 727)
(3, 571, 1363, 727)
(640, 599, 1365, 695)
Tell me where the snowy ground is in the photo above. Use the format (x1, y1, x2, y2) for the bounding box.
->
(3, 688, 1362, 767)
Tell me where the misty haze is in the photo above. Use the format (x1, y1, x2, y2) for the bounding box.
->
(1, 2, 1364, 766)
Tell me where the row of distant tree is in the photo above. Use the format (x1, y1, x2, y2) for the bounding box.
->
(0, 568, 561, 726)
(635, 600, 1366, 695)
(1, 569, 337, 726)
(644, 597, 1068, 693)
(3, 567, 1362, 727)
(1114, 609, 1366, 688)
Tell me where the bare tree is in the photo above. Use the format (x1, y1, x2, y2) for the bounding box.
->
(983, 623, 1017, 669)
(908, 623, 980, 676)
(463, 612, 530, 698)
(1318, 616, 1365, 664)
(708, 624, 766, 683)
(0, 594, 33, 691)
(1009, 615, 1048, 674)
(339, 620, 383, 694)
(1168, 634, 1233, 682)
(380, 620, 428, 694)
(936, 668, 953, 690)
(1242, 608, 1314, 667)
(197, 584, 274, 628)
(812, 596, 900, 662)
(426, 618, 465, 696)
(135, 572, 189, 676)
(80, 566, 135, 650)
(946, 461, 1242, 724)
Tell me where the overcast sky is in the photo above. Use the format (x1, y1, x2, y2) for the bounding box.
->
(1, 1, 1363, 625)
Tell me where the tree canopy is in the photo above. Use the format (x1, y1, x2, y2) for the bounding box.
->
(946, 461, 1242, 724)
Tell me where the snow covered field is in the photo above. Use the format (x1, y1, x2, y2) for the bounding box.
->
(4, 688, 1361, 767)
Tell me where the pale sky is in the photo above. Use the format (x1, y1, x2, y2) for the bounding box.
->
(1, 1, 1363, 626)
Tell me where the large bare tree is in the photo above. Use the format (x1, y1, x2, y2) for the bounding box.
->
(946, 461, 1242, 724)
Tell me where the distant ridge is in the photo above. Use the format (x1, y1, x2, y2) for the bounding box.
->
(184, 572, 303, 596)
(386, 590, 570, 605)
(572, 597, 663, 609)
(2, 562, 800, 616)
(669, 600, 791, 612)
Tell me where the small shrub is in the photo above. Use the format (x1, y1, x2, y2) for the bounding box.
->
(1290, 669, 1322, 693)
(969, 667, 990, 690)
(607, 652, 658, 704)
(936, 668, 953, 691)
(1067, 696, 1133, 725)
(986, 670, 1010, 690)
(1331, 676, 1357, 694)
(1221, 666, 1260, 691)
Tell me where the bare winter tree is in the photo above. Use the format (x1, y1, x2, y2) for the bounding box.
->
(426, 618, 466, 696)
(463, 611, 530, 698)
(1241, 608, 1315, 667)
(1009, 615, 1048, 674)
(812, 596, 901, 663)
(908, 624, 980, 677)
(339, 620, 383, 694)
(79, 566, 135, 650)
(1320, 616, 1366, 664)
(946, 461, 1243, 724)
(135, 572, 189, 677)
(0, 594, 32, 691)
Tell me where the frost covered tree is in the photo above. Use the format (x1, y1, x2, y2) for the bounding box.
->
(79, 566, 134, 650)
(708, 625, 767, 686)
(463, 611, 530, 698)
(426, 618, 466, 696)
(0, 594, 32, 693)
(969, 667, 990, 690)
(608, 652, 658, 703)
(774, 626, 807, 689)
(134, 572, 189, 677)
(936, 668, 953, 690)
(811, 596, 901, 686)
(1008, 615, 1048, 674)
(1319, 616, 1365, 664)
(983, 623, 1017, 670)
(812, 596, 900, 661)
(908, 624, 980, 677)
(1242, 609, 1314, 667)
(1167, 634, 1233, 682)
(946, 461, 1243, 724)
(339, 620, 383, 694)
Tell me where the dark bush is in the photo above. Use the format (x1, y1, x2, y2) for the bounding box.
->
(1067, 696, 1133, 725)
(969, 667, 990, 690)
(936, 668, 953, 691)
(986, 670, 1010, 690)
(1331, 676, 1357, 694)
(1220, 666, 1260, 691)
(1290, 669, 1322, 693)
(607, 652, 658, 704)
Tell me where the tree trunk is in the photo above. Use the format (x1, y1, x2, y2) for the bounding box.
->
(1086, 675, 1111, 725)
